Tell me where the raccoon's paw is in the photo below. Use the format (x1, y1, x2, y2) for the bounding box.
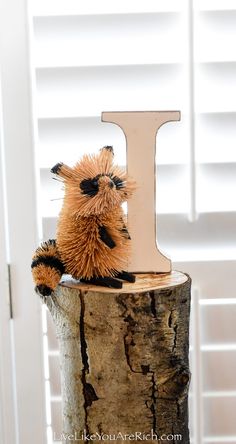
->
(80, 272, 136, 289)
(115, 271, 136, 283)
(80, 276, 123, 289)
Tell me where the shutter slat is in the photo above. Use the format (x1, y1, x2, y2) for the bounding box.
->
(196, 63, 236, 113)
(201, 305, 236, 344)
(35, 64, 184, 118)
(176, 260, 236, 300)
(195, 11, 236, 62)
(37, 111, 236, 167)
(198, 0, 236, 11)
(196, 112, 236, 163)
(202, 350, 236, 392)
(33, 13, 184, 68)
(31, 0, 184, 17)
(197, 163, 236, 212)
(203, 397, 236, 436)
(37, 118, 186, 168)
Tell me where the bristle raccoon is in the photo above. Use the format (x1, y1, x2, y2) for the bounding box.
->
(32, 146, 136, 295)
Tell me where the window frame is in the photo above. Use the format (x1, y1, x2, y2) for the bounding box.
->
(0, 0, 47, 441)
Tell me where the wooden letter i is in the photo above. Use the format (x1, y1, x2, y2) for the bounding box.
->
(102, 111, 180, 273)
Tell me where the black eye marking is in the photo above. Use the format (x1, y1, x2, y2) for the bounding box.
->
(80, 177, 99, 197)
(91, 178, 99, 188)
(80, 174, 124, 197)
(112, 176, 124, 189)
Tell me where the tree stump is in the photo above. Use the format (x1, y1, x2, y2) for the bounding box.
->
(43, 271, 191, 444)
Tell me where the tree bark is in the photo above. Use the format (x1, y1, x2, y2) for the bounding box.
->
(43, 271, 191, 444)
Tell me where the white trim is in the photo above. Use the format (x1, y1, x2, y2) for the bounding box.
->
(191, 287, 203, 444)
(201, 344, 236, 352)
(202, 391, 236, 398)
(187, 0, 197, 222)
(0, 0, 46, 441)
(0, 78, 17, 444)
(204, 437, 236, 443)
(199, 298, 236, 305)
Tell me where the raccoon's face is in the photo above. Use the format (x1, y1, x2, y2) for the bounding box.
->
(51, 146, 136, 217)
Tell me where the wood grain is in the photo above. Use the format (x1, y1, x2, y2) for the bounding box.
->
(42, 271, 191, 444)
(60, 270, 188, 294)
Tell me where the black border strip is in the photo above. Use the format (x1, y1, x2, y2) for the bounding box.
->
(31, 255, 65, 275)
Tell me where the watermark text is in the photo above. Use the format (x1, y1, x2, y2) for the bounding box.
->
(54, 430, 182, 441)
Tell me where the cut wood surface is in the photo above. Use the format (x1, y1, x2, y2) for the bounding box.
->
(42, 271, 191, 444)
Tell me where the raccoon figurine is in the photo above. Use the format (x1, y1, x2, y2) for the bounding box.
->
(32, 146, 136, 295)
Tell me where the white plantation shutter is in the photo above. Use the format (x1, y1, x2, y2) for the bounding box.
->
(28, 1, 236, 443)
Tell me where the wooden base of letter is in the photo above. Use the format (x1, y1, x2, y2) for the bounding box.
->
(43, 271, 191, 443)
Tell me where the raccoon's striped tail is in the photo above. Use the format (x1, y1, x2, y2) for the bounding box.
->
(31, 239, 65, 296)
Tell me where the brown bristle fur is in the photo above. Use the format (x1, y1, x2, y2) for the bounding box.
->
(57, 207, 130, 279)
(32, 240, 64, 292)
(32, 240, 58, 260)
(32, 147, 136, 290)
(32, 264, 61, 291)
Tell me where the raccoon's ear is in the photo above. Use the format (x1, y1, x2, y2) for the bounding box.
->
(100, 145, 114, 155)
(100, 145, 114, 159)
(99, 146, 114, 171)
(51, 163, 74, 180)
